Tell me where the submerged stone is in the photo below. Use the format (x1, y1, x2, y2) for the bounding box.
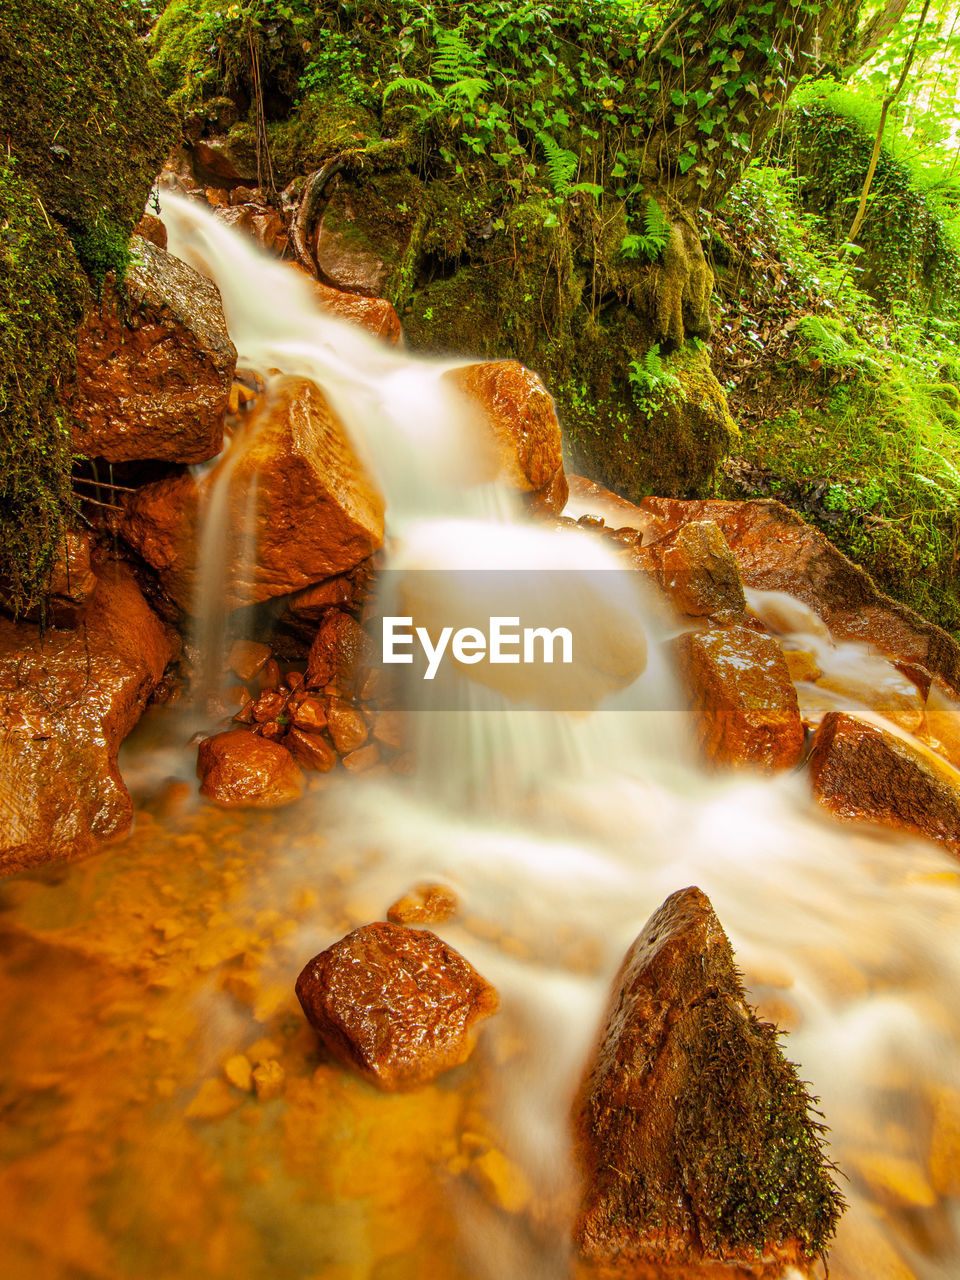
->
(809, 711, 960, 854)
(295, 922, 498, 1091)
(574, 886, 843, 1276)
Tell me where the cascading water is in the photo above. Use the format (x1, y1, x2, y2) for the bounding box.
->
(155, 190, 960, 1279)
(1, 191, 955, 1280)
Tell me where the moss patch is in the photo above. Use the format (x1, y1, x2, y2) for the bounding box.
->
(0, 161, 88, 614)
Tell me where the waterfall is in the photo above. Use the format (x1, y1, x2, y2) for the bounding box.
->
(159, 190, 960, 1280)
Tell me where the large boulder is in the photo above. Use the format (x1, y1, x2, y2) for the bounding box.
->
(444, 361, 568, 513)
(641, 498, 960, 695)
(809, 712, 960, 854)
(575, 887, 843, 1275)
(673, 626, 805, 771)
(121, 375, 385, 611)
(295, 921, 499, 1091)
(635, 519, 746, 622)
(0, 562, 178, 873)
(72, 237, 237, 464)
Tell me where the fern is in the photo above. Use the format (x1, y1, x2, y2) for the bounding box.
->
(447, 75, 491, 108)
(537, 131, 578, 197)
(382, 76, 442, 106)
(432, 26, 474, 84)
(621, 198, 669, 262)
(627, 344, 680, 412)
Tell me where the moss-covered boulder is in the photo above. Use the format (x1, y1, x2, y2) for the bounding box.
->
(575, 886, 843, 1274)
(0, 0, 176, 611)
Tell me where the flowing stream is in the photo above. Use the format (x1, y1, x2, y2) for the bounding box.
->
(0, 194, 959, 1280)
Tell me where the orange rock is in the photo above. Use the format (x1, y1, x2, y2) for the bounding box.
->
(673, 626, 805, 770)
(72, 238, 236, 464)
(372, 710, 405, 750)
(444, 361, 566, 512)
(3, 530, 99, 628)
(295, 922, 499, 1090)
(311, 279, 403, 346)
(197, 729, 305, 808)
(0, 563, 179, 873)
(305, 608, 371, 691)
(291, 695, 327, 733)
(227, 639, 271, 682)
(387, 883, 459, 926)
(808, 712, 960, 853)
(286, 727, 336, 773)
(921, 679, 960, 770)
(783, 648, 821, 684)
(648, 520, 746, 620)
(121, 376, 384, 610)
(341, 743, 380, 773)
(327, 703, 368, 755)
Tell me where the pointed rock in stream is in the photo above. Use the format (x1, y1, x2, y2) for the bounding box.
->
(575, 887, 843, 1277)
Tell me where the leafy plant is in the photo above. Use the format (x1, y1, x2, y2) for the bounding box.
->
(627, 343, 681, 413)
(621, 197, 670, 261)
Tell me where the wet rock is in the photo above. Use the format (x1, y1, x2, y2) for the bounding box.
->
(673, 626, 805, 770)
(574, 886, 843, 1275)
(387, 883, 459, 926)
(121, 376, 384, 611)
(227, 639, 271, 683)
(313, 190, 388, 296)
(444, 361, 566, 512)
(134, 212, 167, 249)
(197, 728, 305, 808)
(295, 921, 499, 1091)
(642, 497, 960, 696)
(808, 712, 960, 854)
(305, 608, 372, 691)
(192, 134, 259, 186)
(326, 701, 368, 753)
(646, 519, 746, 620)
(72, 238, 237, 464)
(2, 530, 99, 627)
(372, 710, 405, 750)
(341, 743, 379, 773)
(291, 694, 327, 733)
(0, 563, 178, 874)
(286, 727, 337, 773)
(311, 278, 403, 346)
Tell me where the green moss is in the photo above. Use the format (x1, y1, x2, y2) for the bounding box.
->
(0, 0, 176, 613)
(149, 0, 223, 109)
(0, 160, 88, 614)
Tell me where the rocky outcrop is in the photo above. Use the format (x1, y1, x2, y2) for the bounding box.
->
(295, 922, 498, 1090)
(72, 237, 237, 464)
(641, 498, 960, 695)
(0, 563, 178, 873)
(673, 626, 805, 771)
(311, 278, 403, 346)
(196, 728, 305, 808)
(809, 712, 960, 854)
(444, 361, 568, 514)
(575, 887, 843, 1276)
(121, 375, 385, 611)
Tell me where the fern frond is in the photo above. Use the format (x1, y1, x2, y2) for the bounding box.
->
(536, 131, 578, 197)
(432, 27, 474, 84)
(446, 76, 491, 108)
(644, 197, 669, 244)
(382, 76, 442, 105)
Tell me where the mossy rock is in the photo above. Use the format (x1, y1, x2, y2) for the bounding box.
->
(0, 0, 175, 249)
(0, 161, 88, 614)
(0, 0, 176, 612)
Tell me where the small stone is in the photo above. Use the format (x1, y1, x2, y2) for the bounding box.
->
(387, 882, 459, 925)
(471, 1148, 532, 1215)
(292, 694, 327, 733)
(197, 729, 305, 808)
(227, 639, 272, 682)
(306, 609, 373, 692)
(251, 1059, 286, 1102)
(185, 1078, 240, 1120)
(373, 709, 406, 750)
(341, 743, 380, 773)
(327, 703, 368, 754)
(295, 922, 499, 1091)
(251, 689, 286, 723)
(224, 1054, 254, 1093)
(652, 520, 746, 620)
(286, 727, 337, 773)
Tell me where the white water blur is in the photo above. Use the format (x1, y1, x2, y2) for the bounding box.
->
(160, 189, 960, 1280)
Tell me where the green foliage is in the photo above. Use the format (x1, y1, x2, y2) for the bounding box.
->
(298, 29, 370, 106)
(627, 342, 680, 413)
(621, 197, 669, 261)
